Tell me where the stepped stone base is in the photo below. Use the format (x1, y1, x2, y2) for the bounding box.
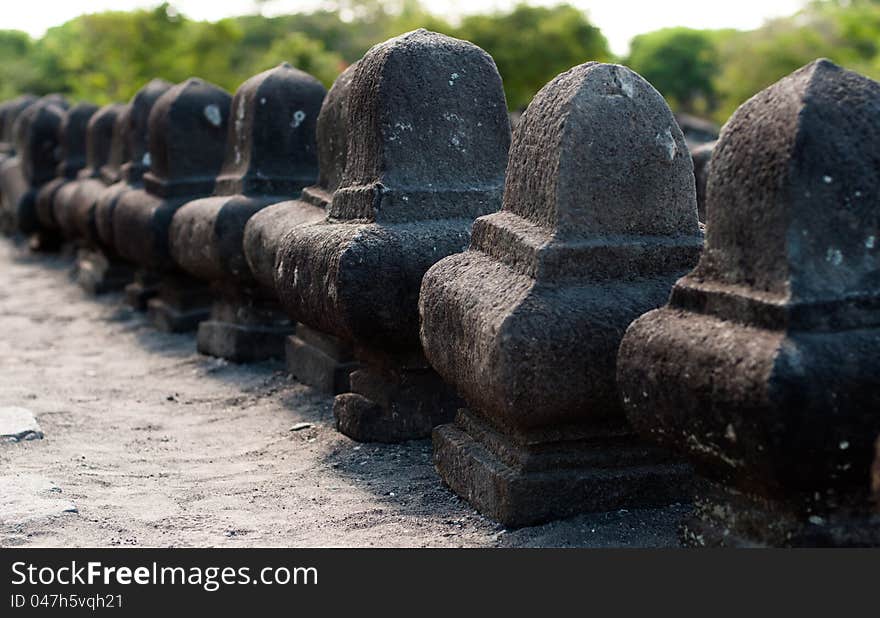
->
(333, 363, 461, 443)
(285, 325, 359, 395)
(433, 409, 692, 528)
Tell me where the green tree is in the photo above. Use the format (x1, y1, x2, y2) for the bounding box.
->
(627, 27, 720, 115)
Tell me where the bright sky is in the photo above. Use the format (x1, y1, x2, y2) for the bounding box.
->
(6, 0, 807, 55)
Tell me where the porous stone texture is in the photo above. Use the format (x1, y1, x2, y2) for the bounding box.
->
(53, 103, 124, 245)
(691, 140, 715, 223)
(0, 96, 70, 241)
(94, 79, 173, 257)
(420, 62, 702, 527)
(0, 407, 43, 442)
(169, 64, 326, 361)
(275, 30, 511, 440)
(33, 102, 98, 242)
(617, 59, 880, 547)
(245, 64, 357, 386)
(112, 78, 231, 330)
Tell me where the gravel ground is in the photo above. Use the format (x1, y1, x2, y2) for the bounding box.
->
(0, 240, 686, 547)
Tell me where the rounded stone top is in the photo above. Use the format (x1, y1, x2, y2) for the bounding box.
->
(84, 103, 125, 175)
(57, 102, 99, 175)
(102, 104, 132, 183)
(125, 79, 174, 181)
(696, 59, 880, 305)
(300, 61, 358, 208)
(144, 77, 231, 197)
(502, 62, 699, 242)
(0, 95, 37, 147)
(328, 29, 511, 223)
(214, 63, 326, 196)
(14, 98, 68, 185)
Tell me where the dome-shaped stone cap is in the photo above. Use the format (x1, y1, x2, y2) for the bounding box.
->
(299, 61, 358, 208)
(124, 79, 174, 180)
(694, 59, 880, 306)
(83, 103, 126, 175)
(328, 29, 511, 223)
(214, 63, 326, 196)
(15, 98, 68, 185)
(0, 95, 37, 147)
(101, 104, 132, 183)
(144, 77, 231, 196)
(57, 102, 99, 176)
(501, 62, 698, 242)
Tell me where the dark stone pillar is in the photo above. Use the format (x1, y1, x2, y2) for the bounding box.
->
(168, 63, 326, 362)
(32, 102, 98, 249)
(617, 60, 880, 547)
(243, 63, 358, 389)
(0, 95, 70, 243)
(113, 78, 231, 331)
(421, 62, 702, 527)
(0, 95, 38, 234)
(92, 80, 173, 298)
(275, 29, 511, 442)
(690, 139, 715, 224)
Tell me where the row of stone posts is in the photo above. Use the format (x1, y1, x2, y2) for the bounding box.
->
(0, 29, 877, 546)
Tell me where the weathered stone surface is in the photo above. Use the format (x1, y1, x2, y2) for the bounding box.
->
(112, 78, 230, 326)
(0, 95, 38, 232)
(617, 59, 880, 547)
(55, 103, 126, 243)
(0, 95, 70, 239)
(275, 30, 511, 440)
(690, 140, 715, 223)
(166, 64, 325, 360)
(0, 406, 43, 442)
(33, 102, 99, 236)
(421, 62, 702, 527)
(284, 325, 359, 395)
(94, 79, 173, 256)
(244, 64, 358, 383)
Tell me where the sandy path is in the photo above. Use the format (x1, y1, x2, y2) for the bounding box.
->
(0, 240, 683, 547)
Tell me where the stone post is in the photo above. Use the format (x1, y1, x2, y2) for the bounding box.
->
(92, 80, 173, 298)
(275, 30, 511, 441)
(113, 78, 231, 331)
(168, 64, 326, 362)
(420, 62, 702, 527)
(617, 60, 880, 546)
(0, 96, 70, 243)
(243, 63, 359, 391)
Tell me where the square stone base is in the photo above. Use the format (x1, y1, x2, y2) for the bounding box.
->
(681, 478, 880, 547)
(124, 270, 161, 311)
(75, 249, 133, 295)
(285, 325, 359, 394)
(146, 274, 212, 333)
(196, 289, 295, 362)
(28, 229, 62, 253)
(433, 409, 692, 528)
(333, 364, 461, 443)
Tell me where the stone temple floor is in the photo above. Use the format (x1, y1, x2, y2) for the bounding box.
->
(0, 240, 684, 547)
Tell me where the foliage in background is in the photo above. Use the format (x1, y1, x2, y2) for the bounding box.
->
(1, 0, 880, 124)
